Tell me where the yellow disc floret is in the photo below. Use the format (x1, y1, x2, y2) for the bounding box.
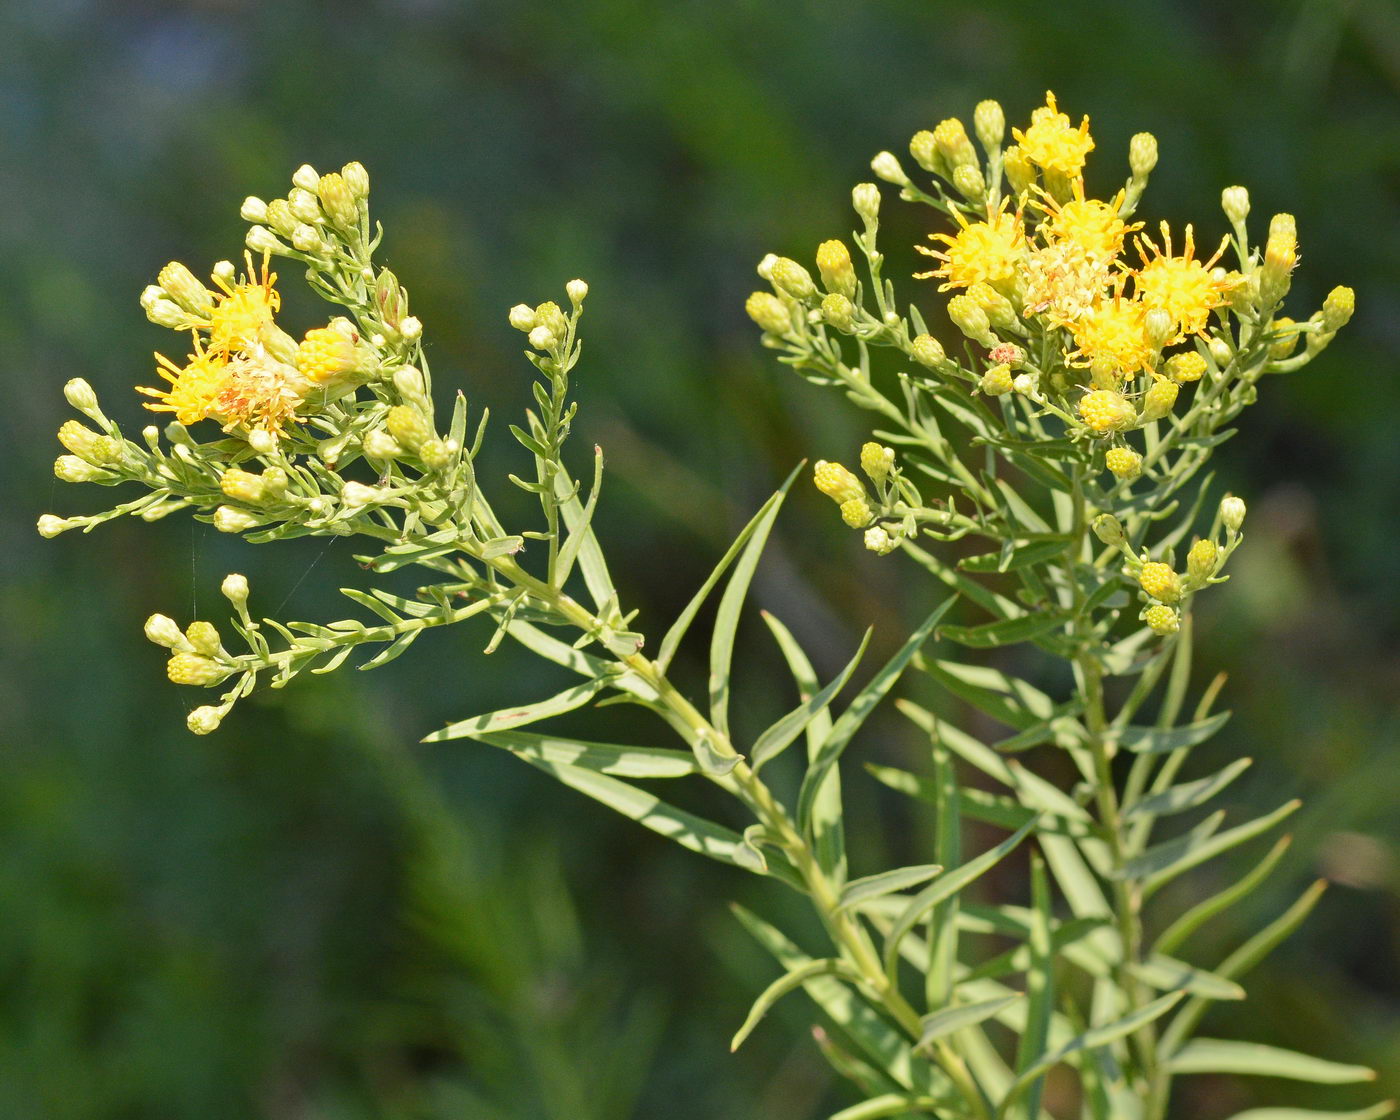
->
(139, 340, 230, 426)
(205, 253, 282, 356)
(1138, 561, 1182, 603)
(1133, 222, 1234, 341)
(1012, 91, 1095, 179)
(166, 652, 232, 687)
(916, 205, 1026, 292)
(295, 326, 359, 384)
(1070, 296, 1154, 376)
(1165, 351, 1206, 383)
(1105, 446, 1142, 480)
(1144, 604, 1180, 635)
(1078, 389, 1135, 435)
(813, 460, 865, 505)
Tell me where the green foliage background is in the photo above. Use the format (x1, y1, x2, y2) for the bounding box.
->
(3, 1, 1397, 1116)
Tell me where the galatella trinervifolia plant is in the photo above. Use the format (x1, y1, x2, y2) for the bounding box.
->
(43, 94, 1388, 1119)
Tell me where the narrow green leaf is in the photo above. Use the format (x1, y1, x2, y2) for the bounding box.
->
(1131, 954, 1244, 1001)
(837, 865, 944, 912)
(424, 678, 607, 742)
(1118, 811, 1226, 881)
(939, 611, 1070, 650)
(657, 480, 791, 673)
(798, 599, 955, 833)
(1166, 1039, 1376, 1084)
(882, 817, 1037, 978)
(1118, 710, 1232, 754)
(924, 659, 1056, 731)
(709, 469, 800, 735)
(555, 460, 616, 610)
(731, 958, 855, 1050)
(917, 994, 1023, 1051)
(752, 629, 871, 770)
(828, 1095, 943, 1120)
(1015, 855, 1054, 1120)
(553, 446, 604, 588)
(1222, 1106, 1395, 1120)
(1154, 834, 1292, 957)
(902, 540, 1017, 621)
(469, 729, 698, 778)
(958, 538, 1071, 572)
(1143, 800, 1302, 897)
(925, 741, 961, 1011)
(1126, 757, 1252, 819)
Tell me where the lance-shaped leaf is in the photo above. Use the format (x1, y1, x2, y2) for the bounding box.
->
(959, 538, 1072, 573)
(1165, 1039, 1377, 1084)
(463, 728, 698, 779)
(554, 458, 617, 610)
(732, 904, 940, 1094)
(708, 469, 801, 736)
(938, 611, 1071, 651)
(924, 659, 1056, 732)
(902, 540, 1017, 621)
(1117, 811, 1226, 881)
(996, 992, 1186, 1119)
(882, 818, 1037, 978)
(797, 599, 955, 834)
(1153, 835, 1292, 957)
(1014, 855, 1055, 1120)
(1125, 757, 1252, 819)
(1142, 800, 1302, 898)
(1130, 955, 1244, 1001)
(916, 994, 1024, 1052)
(657, 476, 794, 673)
(836, 865, 944, 913)
(424, 677, 609, 742)
(752, 629, 871, 770)
(829, 1095, 945, 1120)
(730, 958, 858, 1051)
(1221, 1106, 1395, 1120)
(1117, 710, 1232, 754)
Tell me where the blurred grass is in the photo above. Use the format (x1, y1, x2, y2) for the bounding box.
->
(2, 0, 1397, 1116)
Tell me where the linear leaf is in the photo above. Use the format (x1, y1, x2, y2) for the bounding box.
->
(1118, 710, 1232, 754)
(1222, 1106, 1395, 1120)
(731, 958, 855, 1051)
(1153, 835, 1292, 957)
(798, 599, 955, 833)
(1131, 954, 1244, 1001)
(555, 459, 615, 610)
(924, 659, 1056, 731)
(553, 446, 604, 588)
(837, 865, 944, 912)
(1143, 800, 1301, 897)
(829, 1095, 943, 1120)
(470, 729, 698, 778)
(752, 629, 871, 770)
(1118, 811, 1226, 881)
(424, 678, 607, 742)
(1126, 757, 1252, 819)
(1015, 855, 1054, 1120)
(938, 611, 1070, 650)
(917, 994, 1023, 1051)
(959, 538, 1071, 572)
(1166, 1039, 1376, 1084)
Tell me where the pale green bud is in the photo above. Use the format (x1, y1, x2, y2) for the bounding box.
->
(947, 294, 995, 347)
(528, 325, 555, 350)
(756, 253, 779, 281)
(291, 223, 323, 254)
(1221, 186, 1250, 226)
(187, 706, 224, 735)
(167, 652, 231, 687)
(852, 182, 881, 224)
(980, 364, 1013, 396)
(264, 198, 297, 236)
(508, 303, 538, 331)
(386, 404, 433, 451)
(1220, 495, 1246, 533)
(870, 151, 909, 186)
(288, 187, 321, 224)
(932, 118, 977, 170)
(144, 613, 187, 649)
(393, 366, 426, 401)
(813, 460, 865, 504)
(1187, 538, 1219, 582)
(566, 278, 589, 305)
(909, 130, 939, 173)
(1129, 132, 1158, 178)
(399, 315, 422, 341)
(1321, 286, 1355, 332)
(245, 225, 285, 256)
(1208, 336, 1233, 366)
(1092, 513, 1125, 546)
(911, 334, 945, 368)
(246, 428, 278, 456)
(815, 240, 857, 298)
(292, 164, 321, 192)
(770, 258, 817, 301)
(860, 442, 895, 483)
(864, 525, 895, 554)
(185, 621, 222, 657)
(419, 438, 455, 471)
(220, 573, 250, 607)
(746, 291, 792, 335)
(1139, 378, 1179, 421)
(54, 454, 107, 483)
(973, 100, 1005, 151)
(213, 506, 260, 534)
(1144, 605, 1179, 636)
(64, 378, 99, 414)
(363, 429, 402, 459)
(1003, 146, 1035, 194)
(821, 292, 854, 330)
(145, 298, 188, 329)
(1145, 307, 1174, 349)
(317, 171, 358, 228)
(341, 161, 369, 200)
(534, 301, 568, 338)
(211, 260, 236, 286)
(952, 163, 986, 202)
(240, 196, 269, 223)
(840, 497, 872, 527)
(340, 481, 384, 509)
(158, 261, 214, 315)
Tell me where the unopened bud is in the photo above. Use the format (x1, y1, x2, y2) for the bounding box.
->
(508, 303, 537, 331)
(1139, 378, 1179, 422)
(980, 363, 1014, 396)
(1138, 562, 1182, 604)
(870, 151, 909, 186)
(393, 365, 426, 401)
(158, 261, 213, 315)
(1321, 285, 1355, 332)
(911, 334, 946, 369)
(220, 573, 249, 607)
(1003, 145, 1035, 195)
(864, 525, 895, 554)
(813, 460, 865, 505)
(1268, 318, 1300, 360)
(36, 514, 75, 539)
(973, 100, 1005, 151)
(363, 429, 402, 459)
(1092, 513, 1125, 546)
(341, 161, 369, 199)
(1221, 186, 1250, 226)
(1145, 605, 1179, 636)
(770, 258, 817, 301)
(187, 706, 224, 735)
(1129, 132, 1158, 178)
(566, 278, 589, 305)
(528, 325, 555, 350)
(185, 621, 222, 657)
(952, 163, 986, 202)
(947, 294, 995, 347)
(240, 196, 269, 223)
(220, 469, 265, 503)
(54, 454, 108, 483)
(932, 118, 977, 171)
(1165, 352, 1206, 383)
(63, 378, 99, 415)
(291, 164, 320, 192)
(860, 442, 895, 483)
(144, 613, 187, 648)
(967, 282, 1017, 332)
(1208, 336, 1233, 366)
(746, 291, 792, 335)
(316, 171, 358, 228)
(291, 223, 323, 254)
(1078, 389, 1135, 434)
(821, 293, 854, 330)
(399, 315, 422, 341)
(989, 342, 1025, 368)
(840, 497, 872, 528)
(1105, 446, 1143, 480)
(1187, 538, 1219, 582)
(1220, 495, 1246, 533)
(264, 199, 297, 236)
(815, 240, 857, 298)
(288, 187, 321, 224)
(213, 506, 260, 534)
(852, 182, 881, 224)
(340, 481, 382, 508)
(145, 298, 188, 329)
(418, 438, 454, 471)
(1145, 307, 1174, 350)
(909, 130, 939, 173)
(386, 404, 433, 451)
(245, 226, 285, 256)
(167, 652, 231, 687)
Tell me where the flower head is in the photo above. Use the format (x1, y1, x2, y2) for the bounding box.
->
(1013, 91, 1095, 179)
(204, 253, 282, 356)
(1042, 185, 1136, 261)
(1133, 223, 1234, 341)
(1070, 294, 1154, 376)
(296, 325, 360, 384)
(916, 204, 1026, 292)
(139, 339, 230, 425)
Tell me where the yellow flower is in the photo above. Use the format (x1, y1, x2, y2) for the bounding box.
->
(205, 253, 282, 356)
(1077, 389, 1134, 434)
(1105, 446, 1142, 479)
(1138, 562, 1182, 603)
(916, 205, 1026, 292)
(296, 326, 359, 384)
(139, 340, 230, 425)
(1144, 604, 1179, 635)
(1042, 185, 1137, 261)
(214, 352, 305, 437)
(1133, 223, 1234, 341)
(1070, 295, 1154, 376)
(813, 460, 865, 504)
(1012, 91, 1095, 178)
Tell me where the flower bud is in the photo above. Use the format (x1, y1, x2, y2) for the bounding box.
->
(245, 226, 286, 256)
(947, 294, 995, 347)
(1165, 352, 1206, 383)
(566, 278, 589, 305)
(363, 429, 402, 460)
(1187, 538, 1219, 582)
(399, 315, 422, 341)
(63, 378, 99, 415)
(1089, 356, 1121, 390)
(864, 525, 895, 554)
(158, 261, 214, 315)
(393, 365, 426, 401)
(1139, 378, 1179, 422)
(1221, 185, 1250, 226)
(821, 293, 854, 330)
(240, 196, 269, 223)
(1220, 495, 1246, 533)
(870, 151, 909, 186)
(54, 454, 108, 483)
(36, 514, 74, 538)
(973, 100, 1005, 151)
(860, 442, 895, 483)
(419, 438, 455, 471)
(1260, 213, 1298, 304)
(340, 481, 383, 509)
(220, 573, 249, 607)
(909, 130, 939, 173)
(1138, 561, 1181, 603)
(213, 506, 260, 534)
(745, 291, 792, 335)
(145, 613, 187, 648)
(1003, 145, 1035, 195)
(145, 298, 188, 329)
(386, 404, 433, 451)
(815, 240, 857, 298)
(1321, 285, 1355, 332)
(1208, 336, 1233, 366)
(911, 334, 946, 368)
(220, 468, 265, 503)
(167, 652, 231, 687)
(932, 118, 977, 172)
(317, 171, 358, 228)
(1129, 132, 1158, 178)
(528, 325, 555, 350)
(770, 258, 817, 301)
(292, 164, 321, 192)
(288, 187, 321, 224)
(341, 161, 370, 199)
(1144, 604, 1179, 636)
(1268, 317, 1300, 360)
(967, 282, 1018, 332)
(502, 306, 535, 336)
(756, 253, 779, 281)
(813, 460, 865, 505)
(1078, 389, 1134, 434)
(185, 621, 222, 657)
(1105, 446, 1142, 480)
(291, 223, 323, 254)
(1145, 307, 1174, 350)
(59, 420, 121, 465)
(852, 182, 881, 224)
(840, 497, 872, 528)
(246, 428, 277, 456)
(264, 199, 297, 236)
(980, 363, 1014, 396)
(1092, 513, 1126, 546)
(187, 706, 224, 735)
(952, 163, 986, 202)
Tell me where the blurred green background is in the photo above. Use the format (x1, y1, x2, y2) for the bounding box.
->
(3, 0, 1398, 1116)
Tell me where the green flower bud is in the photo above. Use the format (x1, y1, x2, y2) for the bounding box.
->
(1221, 185, 1250, 226)
(815, 240, 857, 298)
(860, 442, 895, 483)
(316, 171, 358, 229)
(1092, 513, 1125, 546)
(220, 573, 250, 608)
(1321, 285, 1355, 332)
(288, 187, 321, 224)
(821, 292, 854, 330)
(419, 438, 456, 471)
(144, 613, 188, 649)
(947, 294, 995, 347)
(973, 100, 1005, 151)
(932, 118, 977, 171)
(909, 130, 939, 173)
(187, 706, 225, 735)
(213, 506, 260, 534)
(952, 163, 986, 202)
(386, 404, 433, 452)
(240, 196, 268, 223)
(341, 161, 370, 200)
(291, 163, 320, 192)
(1003, 145, 1035, 195)
(167, 652, 232, 687)
(1139, 378, 1179, 422)
(1187, 538, 1219, 582)
(870, 151, 909, 186)
(852, 182, 881, 224)
(185, 621, 222, 657)
(911, 334, 946, 368)
(840, 497, 872, 527)
(1220, 495, 1246, 533)
(980, 363, 1014, 396)
(813, 460, 865, 505)
(157, 261, 214, 315)
(1129, 132, 1158, 178)
(746, 291, 792, 335)
(54, 454, 108, 483)
(1144, 605, 1179, 636)
(264, 198, 297, 236)
(770, 258, 817, 301)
